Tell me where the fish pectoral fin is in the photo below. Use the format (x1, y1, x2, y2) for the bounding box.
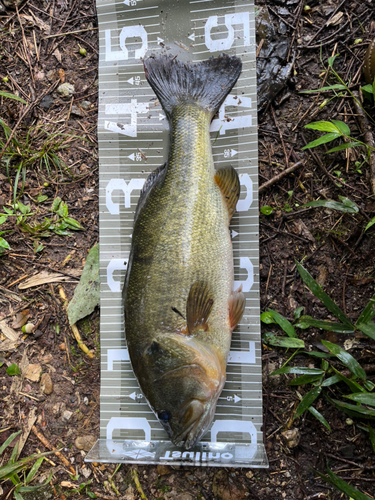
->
(214, 166, 240, 220)
(186, 281, 214, 335)
(229, 285, 246, 331)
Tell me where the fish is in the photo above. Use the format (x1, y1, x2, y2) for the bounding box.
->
(123, 54, 245, 449)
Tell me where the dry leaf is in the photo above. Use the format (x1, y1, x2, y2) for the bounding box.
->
(18, 271, 69, 289)
(59, 68, 65, 83)
(0, 320, 19, 341)
(25, 363, 42, 382)
(11, 309, 30, 329)
(293, 219, 315, 243)
(16, 408, 37, 459)
(61, 481, 78, 488)
(326, 11, 344, 26)
(53, 48, 62, 64)
(0, 339, 18, 351)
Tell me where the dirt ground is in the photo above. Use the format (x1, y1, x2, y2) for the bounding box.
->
(0, 0, 375, 499)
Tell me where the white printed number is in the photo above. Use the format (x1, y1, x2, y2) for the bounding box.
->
(205, 12, 250, 52)
(105, 25, 148, 61)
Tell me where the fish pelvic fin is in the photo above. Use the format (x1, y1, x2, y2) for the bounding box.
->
(186, 281, 214, 334)
(214, 166, 241, 220)
(143, 54, 242, 118)
(229, 285, 246, 331)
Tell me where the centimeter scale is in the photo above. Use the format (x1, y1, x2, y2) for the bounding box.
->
(86, 0, 268, 467)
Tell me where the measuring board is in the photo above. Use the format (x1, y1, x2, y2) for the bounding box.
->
(86, 0, 268, 467)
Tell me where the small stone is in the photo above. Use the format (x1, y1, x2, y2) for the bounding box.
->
(80, 100, 91, 110)
(246, 471, 253, 479)
(40, 95, 54, 109)
(70, 105, 83, 117)
(80, 467, 92, 478)
(75, 435, 96, 452)
(157, 464, 172, 476)
(25, 363, 42, 382)
(35, 71, 45, 81)
(57, 83, 75, 97)
(59, 342, 66, 351)
(62, 410, 73, 422)
(47, 69, 59, 82)
(281, 428, 300, 448)
(40, 373, 53, 395)
(83, 397, 89, 405)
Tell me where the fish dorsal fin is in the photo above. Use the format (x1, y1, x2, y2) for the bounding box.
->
(214, 166, 240, 220)
(186, 281, 214, 334)
(134, 162, 166, 219)
(229, 285, 246, 331)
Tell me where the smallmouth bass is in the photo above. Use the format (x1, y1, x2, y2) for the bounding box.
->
(123, 54, 244, 449)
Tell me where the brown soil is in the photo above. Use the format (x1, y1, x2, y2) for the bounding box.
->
(0, 0, 375, 499)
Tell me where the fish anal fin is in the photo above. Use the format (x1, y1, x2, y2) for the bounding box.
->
(214, 166, 240, 220)
(229, 285, 245, 331)
(186, 281, 214, 334)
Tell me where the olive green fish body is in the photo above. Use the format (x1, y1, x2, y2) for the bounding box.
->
(124, 55, 244, 448)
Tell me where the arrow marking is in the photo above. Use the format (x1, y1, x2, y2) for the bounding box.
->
(188, 33, 195, 41)
(127, 77, 134, 85)
(128, 153, 135, 161)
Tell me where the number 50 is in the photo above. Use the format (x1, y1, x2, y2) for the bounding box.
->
(205, 12, 250, 52)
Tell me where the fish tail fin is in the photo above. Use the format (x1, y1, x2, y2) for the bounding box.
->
(143, 54, 242, 118)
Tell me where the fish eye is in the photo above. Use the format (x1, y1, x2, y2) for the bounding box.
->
(158, 410, 171, 422)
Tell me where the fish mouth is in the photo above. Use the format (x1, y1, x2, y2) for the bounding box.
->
(172, 398, 218, 449)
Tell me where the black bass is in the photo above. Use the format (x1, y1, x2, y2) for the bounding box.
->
(123, 54, 244, 449)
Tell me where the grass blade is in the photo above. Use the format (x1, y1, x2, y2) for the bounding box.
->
(266, 336, 305, 348)
(295, 386, 322, 418)
(332, 399, 375, 417)
(331, 119, 350, 136)
(308, 406, 331, 431)
(369, 426, 375, 453)
(322, 340, 366, 380)
(303, 200, 358, 213)
(0, 430, 21, 456)
(299, 84, 347, 93)
(305, 121, 342, 133)
(272, 366, 324, 376)
(326, 141, 362, 153)
(356, 323, 375, 341)
(356, 294, 375, 326)
(296, 261, 353, 327)
(0, 91, 27, 104)
(289, 374, 324, 386)
(295, 316, 354, 332)
(314, 467, 373, 500)
(344, 393, 375, 407)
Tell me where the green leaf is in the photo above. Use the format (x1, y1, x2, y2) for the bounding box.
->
(333, 399, 375, 417)
(295, 261, 353, 327)
(356, 322, 375, 341)
(25, 456, 44, 484)
(365, 217, 375, 232)
(0, 91, 27, 104)
(299, 84, 347, 93)
(260, 205, 273, 215)
(266, 336, 305, 349)
(0, 216, 7, 225)
(0, 430, 21, 456)
(6, 363, 21, 376)
(303, 200, 358, 214)
(356, 294, 375, 326)
(260, 311, 275, 324)
(271, 366, 325, 376)
(289, 374, 324, 386)
(36, 194, 48, 203)
(321, 374, 341, 387)
(266, 309, 297, 338)
(322, 340, 366, 380)
(64, 217, 84, 230)
(293, 306, 304, 320)
(331, 119, 350, 136)
(331, 367, 366, 393)
(328, 54, 339, 67)
(66, 244, 99, 325)
(305, 121, 342, 133)
(308, 406, 331, 431)
(51, 197, 62, 212)
(295, 386, 322, 418)
(364, 380, 375, 391)
(345, 393, 375, 407)
(295, 315, 354, 332)
(326, 141, 362, 153)
(301, 132, 341, 150)
(369, 426, 375, 453)
(314, 467, 373, 500)
(0, 237, 10, 250)
(13, 491, 24, 500)
(361, 84, 373, 95)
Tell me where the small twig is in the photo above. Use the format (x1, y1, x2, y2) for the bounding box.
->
(259, 161, 303, 193)
(44, 27, 98, 39)
(132, 469, 148, 500)
(31, 425, 75, 474)
(271, 106, 289, 168)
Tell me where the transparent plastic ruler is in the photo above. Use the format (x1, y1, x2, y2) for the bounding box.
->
(87, 0, 268, 467)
